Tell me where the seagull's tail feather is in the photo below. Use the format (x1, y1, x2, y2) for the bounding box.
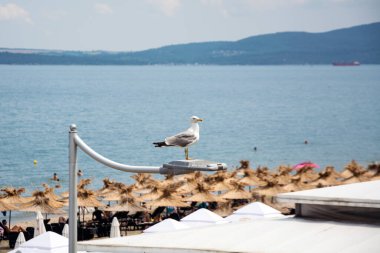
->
(153, 141, 173, 147)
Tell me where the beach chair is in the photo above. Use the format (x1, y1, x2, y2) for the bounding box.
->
(51, 223, 62, 235)
(8, 231, 22, 249)
(25, 227, 34, 239)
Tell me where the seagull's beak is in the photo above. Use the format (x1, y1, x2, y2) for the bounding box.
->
(197, 118, 203, 122)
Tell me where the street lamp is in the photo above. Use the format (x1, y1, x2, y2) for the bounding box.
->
(68, 124, 227, 253)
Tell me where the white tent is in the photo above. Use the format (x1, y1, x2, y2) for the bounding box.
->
(225, 202, 284, 222)
(110, 217, 121, 238)
(34, 211, 46, 237)
(180, 208, 226, 227)
(8, 231, 68, 253)
(15, 232, 26, 249)
(144, 218, 189, 233)
(62, 224, 69, 238)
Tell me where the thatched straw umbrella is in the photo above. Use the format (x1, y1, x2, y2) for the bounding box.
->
(282, 176, 314, 192)
(366, 163, 380, 180)
(18, 190, 65, 214)
(0, 199, 17, 212)
(0, 187, 32, 226)
(97, 178, 115, 196)
(42, 184, 64, 203)
(238, 169, 265, 188)
(221, 182, 252, 200)
(185, 183, 226, 203)
(208, 171, 234, 192)
(102, 196, 147, 215)
(213, 201, 233, 217)
(131, 173, 158, 192)
(147, 186, 189, 208)
(252, 177, 287, 203)
(176, 172, 205, 194)
(138, 184, 164, 202)
(234, 160, 253, 176)
(274, 166, 293, 185)
(293, 167, 319, 183)
(309, 166, 342, 187)
(341, 160, 370, 184)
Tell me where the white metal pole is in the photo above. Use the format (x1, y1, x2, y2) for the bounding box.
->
(69, 124, 78, 253)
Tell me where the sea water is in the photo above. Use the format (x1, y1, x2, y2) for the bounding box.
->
(0, 65, 379, 194)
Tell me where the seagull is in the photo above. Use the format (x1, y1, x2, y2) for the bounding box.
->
(153, 116, 203, 160)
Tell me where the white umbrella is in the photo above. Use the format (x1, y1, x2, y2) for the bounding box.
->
(34, 211, 46, 237)
(15, 231, 26, 248)
(110, 217, 121, 238)
(62, 223, 69, 238)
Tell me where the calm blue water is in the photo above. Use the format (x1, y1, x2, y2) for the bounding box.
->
(0, 65, 379, 194)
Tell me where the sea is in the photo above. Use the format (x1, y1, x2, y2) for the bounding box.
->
(0, 65, 379, 201)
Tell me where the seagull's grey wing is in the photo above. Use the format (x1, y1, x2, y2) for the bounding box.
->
(165, 130, 197, 147)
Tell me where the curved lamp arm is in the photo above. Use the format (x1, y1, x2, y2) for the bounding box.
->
(74, 133, 161, 174)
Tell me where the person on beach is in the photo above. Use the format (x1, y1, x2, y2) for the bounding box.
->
(92, 207, 105, 222)
(1, 220, 26, 235)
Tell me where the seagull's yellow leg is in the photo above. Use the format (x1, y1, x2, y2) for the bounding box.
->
(185, 147, 189, 160)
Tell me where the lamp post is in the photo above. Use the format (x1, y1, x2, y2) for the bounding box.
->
(68, 124, 227, 253)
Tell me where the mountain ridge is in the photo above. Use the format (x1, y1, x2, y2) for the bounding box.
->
(1, 22, 379, 65)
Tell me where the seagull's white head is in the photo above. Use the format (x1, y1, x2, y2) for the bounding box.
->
(191, 116, 203, 123)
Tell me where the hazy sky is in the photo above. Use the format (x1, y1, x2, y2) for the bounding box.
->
(1, 0, 379, 51)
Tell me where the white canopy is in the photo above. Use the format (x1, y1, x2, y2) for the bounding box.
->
(225, 202, 284, 222)
(180, 208, 226, 228)
(8, 231, 68, 253)
(234, 202, 282, 215)
(144, 218, 189, 233)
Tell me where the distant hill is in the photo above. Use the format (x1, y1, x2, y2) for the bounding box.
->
(1, 22, 379, 65)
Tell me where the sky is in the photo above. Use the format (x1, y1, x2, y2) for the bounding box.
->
(0, 0, 379, 52)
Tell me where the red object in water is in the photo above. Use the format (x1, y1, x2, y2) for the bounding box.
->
(293, 161, 320, 170)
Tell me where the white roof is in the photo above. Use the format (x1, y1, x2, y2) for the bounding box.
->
(234, 202, 282, 215)
(224, 213, 285, 222)
(180, 208, 224, 223)
(276, 180, 380, 208)
(78, 218, 380, 253)
(8, 231, 68, 253)
(143, 218, 189, 233)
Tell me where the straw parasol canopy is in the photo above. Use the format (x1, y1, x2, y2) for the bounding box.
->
(0, 187, 32, 205)
(282, 176, 314, 192)
(213, 201, 233, 217)
(185, 183, 226, 203)
(208, 171, 234, 192)
(309, 166, 342, 187)
(147, 185, 189, 207)
(366, 163, 380, 180)
(221, 182, 252, 200)
(42, 184, 64, 203)
(293, 166, 319, 183)
(238, 169, 265, 187)
(102, 197, 147, 215)
(252, 177, 287, 197)
(341, 160, 371, 184)
(97, 178, 115, 196)
(234, 160, 254, 176)
(274, 166, 293, 185)
(131, 173, 158, 191)
(138, 184, 164, 202)
(0, 199, 17, 211)
(18, 190, 65, 214)
(77, 188, 104, 207)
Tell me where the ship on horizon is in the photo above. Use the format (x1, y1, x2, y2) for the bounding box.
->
(332, 61, 360, 66)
